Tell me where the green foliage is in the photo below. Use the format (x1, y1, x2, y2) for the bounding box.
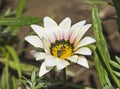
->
(0, 26, 17, 45)
(0, 0, 120, 88)
(116, 56, 120, 64)
(92, 5, 120, 89)
(22, 70, 47, 89)
(84, 0, 107, 5)
(110, 56, 120, 77)
(0, 82, 5, 89)
(11, 76, 18, 89)
(0, 48, 10, 89)
(16, 0, 27, 17)
(6, 45, 22, 79)
(94, 50, 113, 89)
(0, 0, 42, 89)
(0, 17, 42, 26)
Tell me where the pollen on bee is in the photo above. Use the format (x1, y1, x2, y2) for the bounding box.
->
(50, 39, 74, 59)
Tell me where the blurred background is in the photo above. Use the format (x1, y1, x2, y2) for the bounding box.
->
(0, 0, 119, 89)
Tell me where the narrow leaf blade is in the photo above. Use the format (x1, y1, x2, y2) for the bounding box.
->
(0, 17, 42, 26)
(110, 60, 120, 70)
(6, 46, 22, 79)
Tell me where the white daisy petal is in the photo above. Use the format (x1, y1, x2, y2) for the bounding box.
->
(44, 17, 60, 40)
(74, 24, 92, 45)
(59, 17, 71, 40)
(31, 50, 46, 60)
(69, 28, 81, 43)
(44, 16, 58, 30)
(74, 47, 92, 55)
(75, 36, 95, 49)
(67, 55, 78, 63)
(39, 62, 52, 77)
(42, 37, 51, 54)
(77, 56, 89, 68)
(56, 59, 70, 70)
(44, 30, 57, 43)
(31, 25, 44, 38)
(71, 20, 86, 31)
(25, 35, 43, 48)
(44, 55, 57, 67)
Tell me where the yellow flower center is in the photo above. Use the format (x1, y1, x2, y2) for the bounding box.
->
(50, 40, 74, 59)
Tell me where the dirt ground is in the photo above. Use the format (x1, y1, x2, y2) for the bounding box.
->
(1, 0, 120, 89)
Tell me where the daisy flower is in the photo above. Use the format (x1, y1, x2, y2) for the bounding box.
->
(25, 17, 95, 77)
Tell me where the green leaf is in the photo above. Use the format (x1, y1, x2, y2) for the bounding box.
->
(0, 82, 5, 89)
(104, 72, 113, 89)
(22, 76, 32, 86)
(0, 57, 38, 73)
(110, 60, 120, 70)
(115, 56, 120, 64)
(85, 0, 108, 5)
(103, 85, 113, 89)
(0, 17, 42, 26)
(31, 70, 36, 83)
(4, 54, 10, 89)
(113, 71, 120, 77)
(92, 5, 111, 65)
(92, 5, 120, 88)
(12, 0, 27, 35)
(6, 45, 22, 79)
(21, 70, 46, 89)
(16, 0, 26, 17)
(94, 50, 113, 88)
(3, 8, 12, 17)
(12, 76, 18, 89)
(85, 87, 95, 89)
(1, 48, 10, 89)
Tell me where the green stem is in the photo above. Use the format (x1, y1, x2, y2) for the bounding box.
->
(92, 6, 120, 88)
(1, 47, 9, 89)
(107, 64, 120, 88)
(63, 68, 66, 89)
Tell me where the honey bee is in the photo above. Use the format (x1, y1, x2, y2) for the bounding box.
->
(57, 46, 65, 57)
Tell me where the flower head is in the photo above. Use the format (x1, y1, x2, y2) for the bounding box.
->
(25, 17, 95, 77)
